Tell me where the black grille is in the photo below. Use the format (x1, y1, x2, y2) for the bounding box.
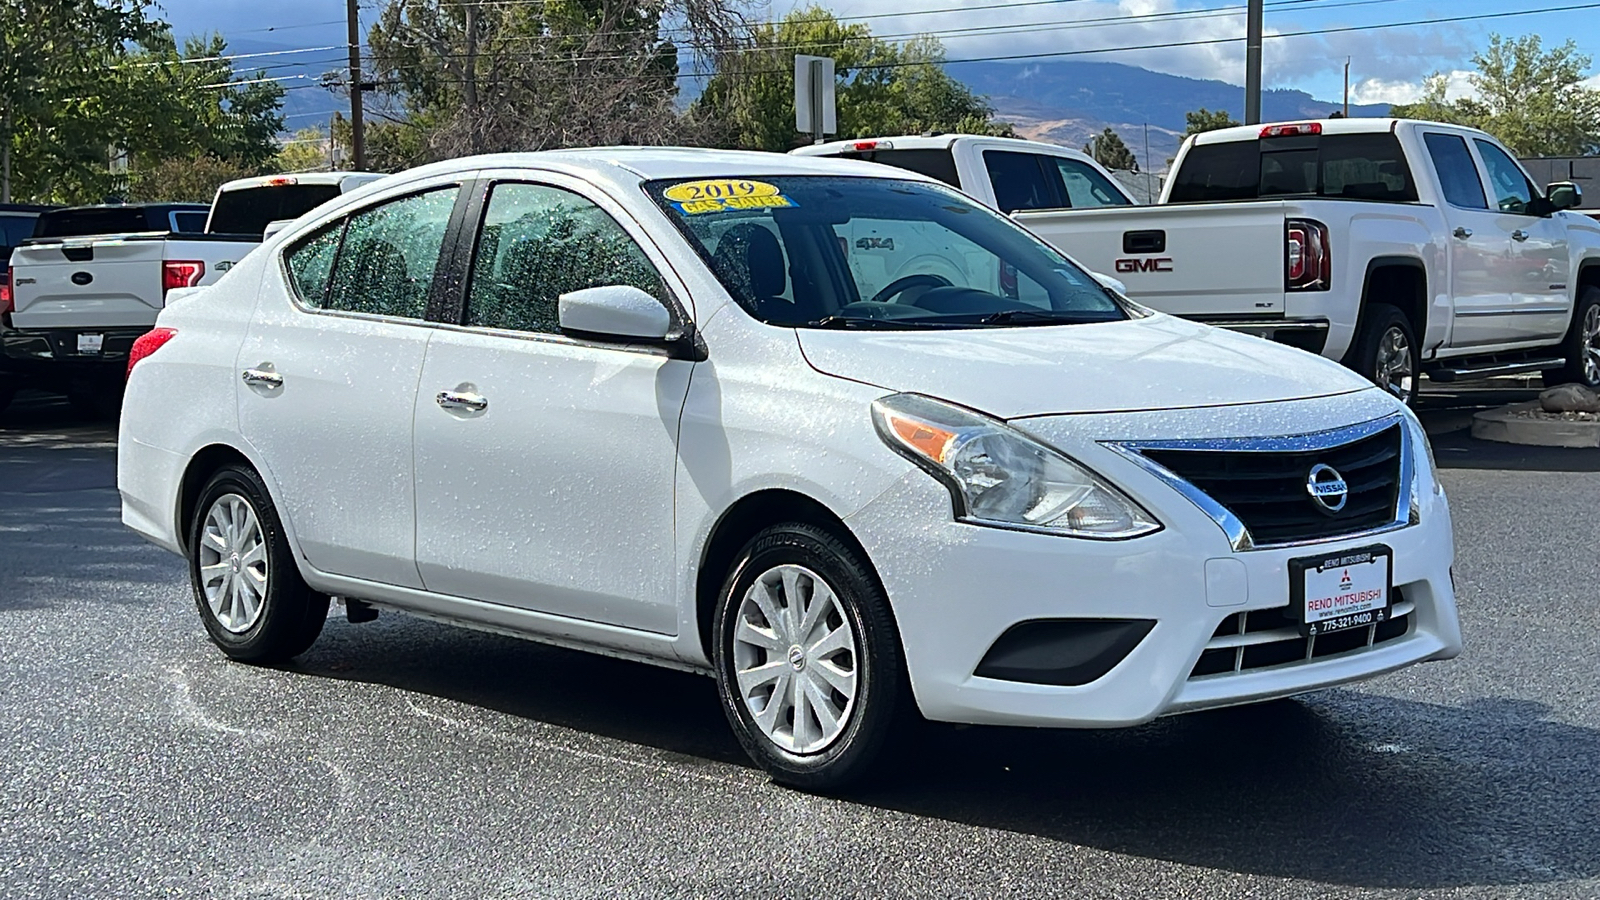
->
(1189, 588, 1414, 679)
(1142, 425, 1402, 546)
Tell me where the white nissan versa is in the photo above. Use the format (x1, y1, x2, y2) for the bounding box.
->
(118, 149, 1462, 790)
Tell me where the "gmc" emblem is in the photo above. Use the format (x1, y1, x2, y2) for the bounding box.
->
(1115, 257, 1174, 273)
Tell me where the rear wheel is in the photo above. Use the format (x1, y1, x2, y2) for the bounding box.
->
(712, 523, 907, 792)
(1347, 304, 1418, 405)
(1542, 287, 1600, 388)
(188, 464, 327, 663)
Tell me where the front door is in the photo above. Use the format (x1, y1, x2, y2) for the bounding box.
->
(1422, 131, 1514, 349)
(237, 183, 463, 588)
(411, 178, 693, 634)
(1472, 139, 1572, 344)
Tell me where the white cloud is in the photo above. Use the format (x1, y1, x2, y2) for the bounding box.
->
(1351, 70, 1477, 105)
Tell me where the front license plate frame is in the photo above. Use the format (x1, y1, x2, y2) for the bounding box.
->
(1290, 544, 1392, 637)
(76, 332, 104, 355)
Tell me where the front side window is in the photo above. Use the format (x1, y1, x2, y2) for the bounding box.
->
(324, 187, 459, 320)
(1053, 158, 1132, 208)
(1474, 140, 1536, 214)
(648, 175, 1128, 329)
(1423, 133, 1489, 210)
(465, 182, 667, 335)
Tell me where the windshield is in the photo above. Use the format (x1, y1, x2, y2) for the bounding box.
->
(646, 175, 1129, 329)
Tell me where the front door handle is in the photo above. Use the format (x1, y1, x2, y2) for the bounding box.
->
(241, 367, 283, 388)
(436, 390, 488, 412)
(1453, 226, 1473, 239)
(1512, 229, 1530, 242)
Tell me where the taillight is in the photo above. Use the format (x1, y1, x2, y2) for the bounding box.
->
(162, 259, 205, 298)
(1286, 219, 1331, 291)
(127, 327, 177, 379)
(0, 266, 11, 316)
(852, 140, 891, 151)
(1261, 122, 1322, 138)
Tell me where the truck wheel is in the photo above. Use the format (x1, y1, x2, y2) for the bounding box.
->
(1349, 305, 1418, 405)
(1541, 287, 1600, 388)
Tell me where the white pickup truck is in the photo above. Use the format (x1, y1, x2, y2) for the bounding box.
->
(0, 172, 383, 415)
(798, 122, 1600, 402)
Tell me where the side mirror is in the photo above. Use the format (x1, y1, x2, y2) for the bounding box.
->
(1547, 181, 1583, 211)
(559, 284, 675, 341)
(1090, 271, 1128, 296)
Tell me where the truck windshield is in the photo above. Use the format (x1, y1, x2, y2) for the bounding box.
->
(647, 175, 1129, 329)
(208, 184, 342, 237)
(1169, 133, 1417, 203)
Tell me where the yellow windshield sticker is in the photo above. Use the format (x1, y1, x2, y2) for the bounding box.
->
(664, 179, 798, 215)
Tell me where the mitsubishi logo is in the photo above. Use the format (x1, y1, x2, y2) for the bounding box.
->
(1306, 463, 1349, 512)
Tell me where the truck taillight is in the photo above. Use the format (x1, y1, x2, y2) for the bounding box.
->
(162, 259, 205, 297)
(1286, 219, 1331, 291)
(0, 266, 11, 316)
(127, 327, 177, 379)
(1261, 122, 1322, 138)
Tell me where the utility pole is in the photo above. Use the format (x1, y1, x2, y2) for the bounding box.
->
(1343, 57, 1351, 117)
(346, 0, 365, 171)
(1244, 0, 1263, 125)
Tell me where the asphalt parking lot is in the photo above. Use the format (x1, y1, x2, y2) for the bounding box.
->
(2, 385, 1597, 899)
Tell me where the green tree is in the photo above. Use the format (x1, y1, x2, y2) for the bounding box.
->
(1183, 108, 1240, 137)
(692, 7, 1012, 152)
(126, 154, 256, 202)
(1391, 34, 1600, 157)
(1084, 127, 1138, 172)
(276, 126, 331, 173)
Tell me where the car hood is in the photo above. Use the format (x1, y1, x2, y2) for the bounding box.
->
(796, 314, 1374, 418)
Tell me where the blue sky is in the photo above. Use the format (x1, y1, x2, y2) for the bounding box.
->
(153, 0, 1600, 106)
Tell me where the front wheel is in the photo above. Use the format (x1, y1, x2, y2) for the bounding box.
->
(188, 464, 328, 663)
(1542, 287, 1600, 388)
(712, 523, 907, 792)
(1347, 304, 1419, 405)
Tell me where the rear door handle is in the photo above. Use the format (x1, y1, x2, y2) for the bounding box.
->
(241, 368, 282, 388)
(1452, 227, 1473, 239)
(436, 390, 488, 412)
(1512, 229, 1530, 242)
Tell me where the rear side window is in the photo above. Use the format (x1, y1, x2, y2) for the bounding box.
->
(209, 184, 343, 237)
(983, 151, 1058, 213)
(0, 214, 36, 246)
(1423, 133, 1488, 209)
(465, 182, 666, 335)
(284, 225, 344, 306)
(171, 210, 207, 233)
(823, 148, 960, 186)
(1169, 133, 1418, 203)
(324, 187, 459, 320)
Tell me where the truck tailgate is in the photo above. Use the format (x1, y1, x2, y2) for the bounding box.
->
(1014, 201, 1290, 318)
(9, 236, 168, 330)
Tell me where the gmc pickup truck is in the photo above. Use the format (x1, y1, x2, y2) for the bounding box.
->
(0, 173, 382, 416)
(798, 121, 1600, 402)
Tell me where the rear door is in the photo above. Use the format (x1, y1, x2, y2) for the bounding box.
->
(1420, 130, 1511, 348)
(237, 176, 468, 588)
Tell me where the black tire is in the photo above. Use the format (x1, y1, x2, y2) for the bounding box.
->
(187, 464, 327, 663)
(1542, 286, 1600, 389)
(1346, 304, 1419, 406)
(712, 522, 908, 792)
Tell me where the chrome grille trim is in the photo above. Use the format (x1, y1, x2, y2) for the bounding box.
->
(1103, 413, 1414, 552)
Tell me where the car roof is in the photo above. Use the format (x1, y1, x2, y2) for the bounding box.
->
(794, 133, 1091, 156)
(368, 147, 939, 196)
(1189, 117, 1450, 146)
(43, 202, 208, 213)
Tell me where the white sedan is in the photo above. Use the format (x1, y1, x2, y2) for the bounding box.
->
(118, 149, 1462, 790)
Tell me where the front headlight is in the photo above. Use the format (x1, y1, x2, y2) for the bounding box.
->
(871, 393, 1161, 539)
(1400, 405, 1444, 520)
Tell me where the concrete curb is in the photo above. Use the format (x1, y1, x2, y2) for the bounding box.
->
(1471, 400, 1600, 448)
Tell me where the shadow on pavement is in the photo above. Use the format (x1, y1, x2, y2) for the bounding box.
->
(1416, 384, 1600, 473)
(294, 616, 1599, 892)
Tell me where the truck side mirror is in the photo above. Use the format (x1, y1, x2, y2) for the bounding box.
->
(1547, 182, 1582, 211)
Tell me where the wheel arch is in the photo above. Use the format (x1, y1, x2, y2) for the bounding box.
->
(174, 441, 280, 557)
(1356, 256, 1428, 351)
(1574, 258, 1600, 298)
(693, 488, 883, 663)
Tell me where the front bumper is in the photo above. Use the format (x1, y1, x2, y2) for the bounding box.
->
(844, 393, 1461, 729)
